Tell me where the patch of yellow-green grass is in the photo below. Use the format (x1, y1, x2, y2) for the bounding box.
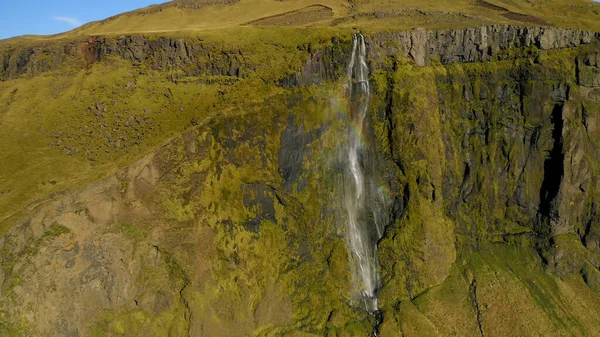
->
(68, 0, 600, 35)
(0, 49, 265, 235)
(387, 245, 600, 337)
(90, 308, 188, 337)
(330, 9, 499, 31)
(0, 59, 213, 233)
(76, 0, 600, 35)
(2, 0, 600, 46)
(0, 27, 358, 236)
(0, 312, 29, 337)
(344, 0, 600, 31)
(67, 0, 350, 36)
(402, 266, 481, 337)
(379, 300, 441, 337)
(483, 0, 600, 31)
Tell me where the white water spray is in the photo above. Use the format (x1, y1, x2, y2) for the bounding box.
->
(343, 32, 386, 315)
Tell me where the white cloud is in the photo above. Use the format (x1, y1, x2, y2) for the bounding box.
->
(52, 16, 83, 27)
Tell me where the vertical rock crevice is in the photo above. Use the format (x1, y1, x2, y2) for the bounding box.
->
(180, 281, 192, 337)
(539, 103, 565, 218)
(384, 56, 405, 174)
(469, 278, 486, 337)
(536, 103, 565, 255)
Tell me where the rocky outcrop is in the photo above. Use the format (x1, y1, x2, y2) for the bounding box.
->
(280, 25, 600, 87)
(372, 25, 599, 66)
(0, 153, 180, 337)
(578, 52, 600, 88)
(3, 25, 599, 85)
(0, 36, 248, 81)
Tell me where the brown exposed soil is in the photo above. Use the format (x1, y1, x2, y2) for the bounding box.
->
(503, 12, 549, 26)
(477, 0, 549, 26)
(245, 5, 334, 26)
(78, 38, 99, 66)
(175, 0, 241, 8)
(329, 9, 483, 28)
(477, 0, 509, 12)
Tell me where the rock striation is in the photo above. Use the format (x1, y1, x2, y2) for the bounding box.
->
(0, 36, 248, 81)
(2, 25, 599, 84)
(281, 25, 600, 87)
(372, 25, 599, 66)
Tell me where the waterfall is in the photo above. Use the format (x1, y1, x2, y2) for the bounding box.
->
(343, 32, 386, 318)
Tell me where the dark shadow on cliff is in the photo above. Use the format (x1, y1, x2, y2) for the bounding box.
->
(536, 103, 565, 259)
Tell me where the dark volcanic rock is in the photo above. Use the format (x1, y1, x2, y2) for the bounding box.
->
(281, 25, 600, 87)
(369, 25, 598, 67)
(2, 25, 598, 84)
(278, 118, 314, 192)
(0, 35, 249, 81)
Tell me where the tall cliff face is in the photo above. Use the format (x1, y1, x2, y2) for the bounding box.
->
(374, 40, 600, 336)
(0, 35, 248, 81)
(0, 26, 600, 337)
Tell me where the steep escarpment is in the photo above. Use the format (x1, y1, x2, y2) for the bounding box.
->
(281, 25, 600, 89)
(3, 26, 598, 83)
(0, 25, 600, 337)
(0, 28, 337, 236)
(0, 35, 248, 81)
(371, 34, 600, 335)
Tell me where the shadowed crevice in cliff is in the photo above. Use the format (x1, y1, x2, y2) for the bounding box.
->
(384, 55, 407, 176)
(153, 245, 192, 335)
(388, 183, 410, 238)
(581, 203, 599, 250)
(469, 278, 486, 337)
(180, 281, 192, 337)
(460, 162, 472, 202)
(539, 104, 565, 218)
(536, 104, 565, 255)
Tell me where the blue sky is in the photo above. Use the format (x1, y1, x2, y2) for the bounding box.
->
(0, 0, 161, 40)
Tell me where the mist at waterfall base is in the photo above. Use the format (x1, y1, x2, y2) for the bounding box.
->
(337, 32, 392, 334)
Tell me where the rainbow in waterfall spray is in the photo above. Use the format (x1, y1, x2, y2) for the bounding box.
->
(342, 32, 387, 324)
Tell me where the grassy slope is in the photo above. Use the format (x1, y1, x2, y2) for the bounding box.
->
(61, 0, 600, 33)
(0, 27, 351, 235)
(380, 245, 600, 337)
(0, 1, 599, 335)
(68, 0, 348, 35)
(1, 0, 599, 45)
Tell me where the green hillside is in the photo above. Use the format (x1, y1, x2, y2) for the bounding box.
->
(1, 1, 600, 336)
(1, 0, 600, 44)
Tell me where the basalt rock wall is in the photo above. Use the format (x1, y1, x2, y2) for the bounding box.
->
(0, 36, 248, 81)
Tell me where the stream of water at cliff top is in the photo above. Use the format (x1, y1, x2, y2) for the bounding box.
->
(343, 32, 386, 322)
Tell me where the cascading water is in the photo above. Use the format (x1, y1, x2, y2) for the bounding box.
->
(343, 32, 387, 332)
